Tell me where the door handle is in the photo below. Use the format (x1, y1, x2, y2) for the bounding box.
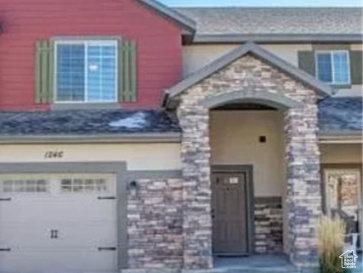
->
(0, 248, 11, 252)
(98, 247, 117, 251)
(98, 196, 116, 200)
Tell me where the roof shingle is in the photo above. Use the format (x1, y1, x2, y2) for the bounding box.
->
(0, 99, 360, 139)
(318, 97, 362, 135)
(0, 109, 180, 137)
(176, 7, 363, 35)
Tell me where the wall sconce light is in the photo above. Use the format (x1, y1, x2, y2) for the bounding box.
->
(129, 180, 139, 195)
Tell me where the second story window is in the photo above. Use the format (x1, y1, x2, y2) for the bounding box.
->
(55, 40, 117, 103)
(316, 51, 351, 85)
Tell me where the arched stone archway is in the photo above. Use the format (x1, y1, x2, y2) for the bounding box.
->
(202, 89, 303, 110)
(176, 54, 322, 270)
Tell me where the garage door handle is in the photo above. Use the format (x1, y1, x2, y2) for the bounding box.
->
(98, 247, 117, 251)
(97, 196, 116, 200)
(0, 198, 11, 201)
(0, 248, 11, 252)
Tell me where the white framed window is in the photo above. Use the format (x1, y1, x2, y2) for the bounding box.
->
(60, 178, 108, 193)
(1, 179, 49, 193)
(55, 40, 118, 103)
(315, 51, 351, 85)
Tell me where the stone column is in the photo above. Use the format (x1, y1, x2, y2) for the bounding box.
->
(284, 102, 322, 268)
(178, 105, 213, 270)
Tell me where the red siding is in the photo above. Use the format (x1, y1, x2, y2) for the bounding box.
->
(0, 0, 183, 110)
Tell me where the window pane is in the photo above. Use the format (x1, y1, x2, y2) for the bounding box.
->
(60, 178, 108, 193)
(86, 44, 117, 102)
(2, 179, 49, 193)
(333, 52, 349, 84)
(56, 44, 85, 102)
(317, 53, 333, 83)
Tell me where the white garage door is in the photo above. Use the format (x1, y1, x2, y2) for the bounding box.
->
(0, 173, 118, 273)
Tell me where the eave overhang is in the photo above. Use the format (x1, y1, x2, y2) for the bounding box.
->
(0, 132, 182, 144)
(136, 0, 196, 35)
(191, 34, 363, 44)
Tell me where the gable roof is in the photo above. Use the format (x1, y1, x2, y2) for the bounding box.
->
(136, 0, 196, 34)
(176, 7, 362, 43)
(163, 42, 332, 107)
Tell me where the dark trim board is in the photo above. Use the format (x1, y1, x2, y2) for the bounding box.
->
(211, 165, 255, 255)
(0, 162, 182, 270)
(0, 133, 182, 144)
(192, 34, 363, 44)
(255, 196, 282, 205)
(136, 0, 196, 34)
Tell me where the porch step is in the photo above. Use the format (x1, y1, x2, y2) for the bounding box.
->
(212, 255, 304, 273)
(211, 267, 301, 273)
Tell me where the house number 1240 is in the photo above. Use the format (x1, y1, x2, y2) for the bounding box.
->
(44, 151, 64, 159)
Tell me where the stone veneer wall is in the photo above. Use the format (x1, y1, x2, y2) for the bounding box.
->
(254, 198, 283, 254)
(127, 178, 184, 269)
(177, 54, 322, 269)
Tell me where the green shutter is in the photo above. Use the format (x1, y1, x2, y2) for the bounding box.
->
(298, 51, 316, 76)
(35, 40, 54, 104)
(118, 38, 137, 102)
(350, 51, 363, 85)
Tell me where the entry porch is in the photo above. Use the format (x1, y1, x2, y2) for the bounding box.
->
(163, 43, 362, 270)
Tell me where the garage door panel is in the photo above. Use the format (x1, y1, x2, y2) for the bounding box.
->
(0, 250, 118, 273)
(0, 199, 57, 222)
(0, 173, 118, 273)
(0, 225, 116, 247)
(49, 199, 116, 219)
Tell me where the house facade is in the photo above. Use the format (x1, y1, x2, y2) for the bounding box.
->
(0, 1, 362, 272)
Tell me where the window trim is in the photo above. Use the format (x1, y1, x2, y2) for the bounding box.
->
(315, 50, 351, 85)
(54, 39, 118, 104)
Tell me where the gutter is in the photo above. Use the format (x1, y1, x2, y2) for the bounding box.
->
(0, 132, 360, 145)
(191, 34, 363, 44)
(0, 132, 182, 144)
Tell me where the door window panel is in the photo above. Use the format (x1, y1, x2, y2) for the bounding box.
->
(324, 168, 362, 250)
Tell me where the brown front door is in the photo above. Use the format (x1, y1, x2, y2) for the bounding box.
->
(212, 171, 250, 255)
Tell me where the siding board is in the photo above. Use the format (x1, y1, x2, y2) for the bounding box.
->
(0, 0, 183, 110)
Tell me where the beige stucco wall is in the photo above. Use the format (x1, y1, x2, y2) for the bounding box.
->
(210, 110, 286, 197)
(0, 143, 182, 171)
(183, 44, 312, 77)
(210, 110, 362, 254)
(182, 44, 362, 97)
(321, 143, 363, 164)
